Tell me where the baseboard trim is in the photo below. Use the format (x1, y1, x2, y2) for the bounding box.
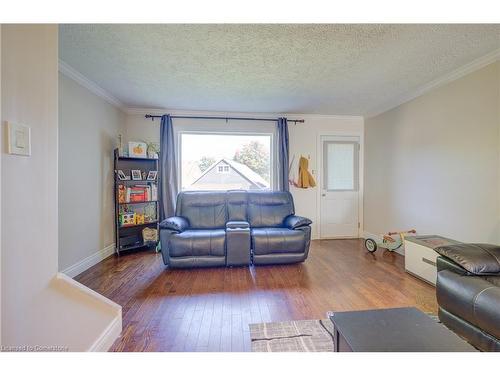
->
(362, 230, 405, 256)
(62, 243, 115, 278)
(88, 314, 122, 352)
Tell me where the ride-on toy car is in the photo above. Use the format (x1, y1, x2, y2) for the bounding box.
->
(364, 229, 416, 253)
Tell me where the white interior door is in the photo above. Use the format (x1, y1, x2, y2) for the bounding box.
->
(320, 138, 360, 238)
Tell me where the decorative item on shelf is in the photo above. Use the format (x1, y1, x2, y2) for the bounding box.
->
(120, 212, 136, 226)
(128, 141, 147, 158)
(147, 170, 158, 181)
(119, 204, 130, 214)
(144, 203, 157, 222)
(143, 141, 160, 159)
(135, 213, 145, 225)
(142, 227, 158, 242)
(118, 185, 127, 203)
(117, 134, 124, 156)
(131, 169, 142, 180)
(142, 171, 147, 180)
(117, 170, 129, 181)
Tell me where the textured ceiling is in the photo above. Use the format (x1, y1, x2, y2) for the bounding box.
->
(59, 24, 500, 115)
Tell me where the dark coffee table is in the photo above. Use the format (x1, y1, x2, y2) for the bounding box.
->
(329, 307, 476, 352)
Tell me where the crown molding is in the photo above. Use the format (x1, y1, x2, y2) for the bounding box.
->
(62, 47, 499, 121)
(125, 107, 363, 121)
(58, 59, 125, 110)
(365, 48, 500, 118)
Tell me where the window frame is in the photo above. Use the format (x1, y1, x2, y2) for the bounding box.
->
(177, 130, 276, 192)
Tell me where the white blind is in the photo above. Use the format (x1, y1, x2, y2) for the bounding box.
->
(326, 142, 357, 190)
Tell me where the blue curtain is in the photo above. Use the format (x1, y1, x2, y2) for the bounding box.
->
(159, 114, 178, 220)
(277, 117, 290, 191)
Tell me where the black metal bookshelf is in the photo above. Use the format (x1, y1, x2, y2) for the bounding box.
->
(114, 149, 160, 255)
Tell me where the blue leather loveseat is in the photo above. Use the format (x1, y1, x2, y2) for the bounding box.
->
(159, 190, 312, 268)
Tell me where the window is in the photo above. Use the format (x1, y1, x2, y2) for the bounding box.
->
(323, 141, 359, 191)
(180, 132, 273, 191)
(217, 165, 230, 173)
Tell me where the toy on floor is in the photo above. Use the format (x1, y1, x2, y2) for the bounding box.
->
(364, 229, 417, 253)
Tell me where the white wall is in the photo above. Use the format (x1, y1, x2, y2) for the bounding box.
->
(2, 24, 59, 345)
(364, 62, 500, 247)
(0, 25, 2, 346)
(123, 111, 364, 238)
(58, 73, 124, 272)
(1, 24, 120, 351)
(288, 116, 364, 239)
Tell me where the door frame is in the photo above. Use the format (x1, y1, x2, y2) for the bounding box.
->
(316, 131, 364, 239)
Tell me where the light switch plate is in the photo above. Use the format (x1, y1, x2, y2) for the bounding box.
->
(6, 121, 31, 156)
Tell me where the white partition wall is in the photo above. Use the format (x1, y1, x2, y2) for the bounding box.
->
(1, 24, 121, 351)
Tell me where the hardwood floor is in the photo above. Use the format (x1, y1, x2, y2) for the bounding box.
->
(75, 239, 437, 352)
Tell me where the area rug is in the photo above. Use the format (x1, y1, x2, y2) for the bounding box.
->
(249, 319, 335, 352)
(249, 313, 445, 352)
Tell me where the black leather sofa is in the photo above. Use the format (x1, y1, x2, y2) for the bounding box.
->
(435, 243, 500, 351)
(159, 190, 312, 268)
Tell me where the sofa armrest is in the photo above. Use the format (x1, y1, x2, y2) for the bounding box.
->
(435, 243, 500, 275)
(226, 221, 250, 229)
(437, 270, 500, 339)
(284, 215, 312, 229)
(159, 216, 190, 232)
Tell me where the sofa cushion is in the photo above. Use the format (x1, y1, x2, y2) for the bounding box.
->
(227, 190, 248, 221)
(168, 229, 226, 257)
(251, 228, 306, 255)
(435, 243, 500, 275)
(247, 191, 294, 228)
(176, 191, 227, 229)
(437, 270, 500, 339)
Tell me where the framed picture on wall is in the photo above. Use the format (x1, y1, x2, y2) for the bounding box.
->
(131, 169, 142, 180)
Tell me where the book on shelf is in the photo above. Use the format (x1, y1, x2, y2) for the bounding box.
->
(118, 184, 158, 203)
(118, 185, 127, 203)
(151, 184, 158, 201)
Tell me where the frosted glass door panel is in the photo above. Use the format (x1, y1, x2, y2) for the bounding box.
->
(320, 138, 360, 238)
(324, 142, 358, 191)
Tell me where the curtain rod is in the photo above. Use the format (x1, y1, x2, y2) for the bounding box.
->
(144, 114, 305, 124)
